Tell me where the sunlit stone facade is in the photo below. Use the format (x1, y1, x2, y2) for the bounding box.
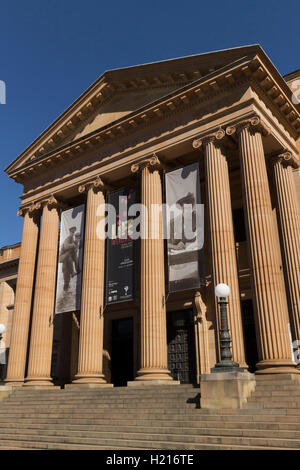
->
(1, 46, 300, 388)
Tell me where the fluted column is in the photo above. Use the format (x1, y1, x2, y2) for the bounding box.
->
(227, 116, 298, 374)
(73, 177, 108, 385)
(5, 205, 40, 386)
(131, 155, 173, 382)
(24, 196, 60, 387)
(272, 152, 300, 349)
(193, 130, 246, 368)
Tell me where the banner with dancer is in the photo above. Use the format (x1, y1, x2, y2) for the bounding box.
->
(55, 204, 85, 314)
(165, 163, 204, 293)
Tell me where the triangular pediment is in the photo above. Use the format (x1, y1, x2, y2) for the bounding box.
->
(7, 45, 267, 174)
(7, 44, 299, 178)
(61, 83, 191, 144)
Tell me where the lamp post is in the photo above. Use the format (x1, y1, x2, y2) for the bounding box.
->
(211, 284, 244, 373)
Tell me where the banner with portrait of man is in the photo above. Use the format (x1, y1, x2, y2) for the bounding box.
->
(55, 204, 85, 314)
(165, 163, 204, 293)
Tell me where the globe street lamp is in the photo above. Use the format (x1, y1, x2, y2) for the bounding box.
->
(211, 284, 244, 373)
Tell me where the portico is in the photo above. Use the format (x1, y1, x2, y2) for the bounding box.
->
(3, 45, 300, 388)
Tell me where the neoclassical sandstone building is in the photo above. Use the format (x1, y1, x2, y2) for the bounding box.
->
(1, 45, 300, 389)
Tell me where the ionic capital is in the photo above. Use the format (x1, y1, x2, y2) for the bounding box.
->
(41, 195, 67, 211)
(78, 175, 105, 194)
(226, 115, 271, 137)
(192, 128, 225, 149)
(271, 150, 300, 169)
(131, 154, 162, 174)
(17, 202, 41, 218)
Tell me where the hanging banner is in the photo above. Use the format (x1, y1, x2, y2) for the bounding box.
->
(165, 163, 204, 293)
(55, 204, 85, 314)
(106, 187, 137, 304)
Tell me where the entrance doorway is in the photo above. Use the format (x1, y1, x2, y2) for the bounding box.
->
(167, 309, 196, 384)
(241, 299, 259, 372)
(111, 317, 134, 386)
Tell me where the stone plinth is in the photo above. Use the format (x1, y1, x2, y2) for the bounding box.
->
(200, 371, 256, 409)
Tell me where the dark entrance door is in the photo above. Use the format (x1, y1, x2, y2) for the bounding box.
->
(241, 299, 259, 373)
(167, 309, 196, 384)
(111, 317, 134, 386)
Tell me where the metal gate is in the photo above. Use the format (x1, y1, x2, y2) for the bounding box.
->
(167, 309, 196, 384)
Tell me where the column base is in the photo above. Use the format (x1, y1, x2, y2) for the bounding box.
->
(72, 373, 108, 385)
(24, 377, 54, 387)
(5, 379, 24, 387)
(132, 367, 175, 384)
(66, 383, 113, 389)
(255, 359, 300, 374)
(128, 379, 180, 387)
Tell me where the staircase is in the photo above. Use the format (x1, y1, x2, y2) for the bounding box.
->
(0, 375, 299, 450)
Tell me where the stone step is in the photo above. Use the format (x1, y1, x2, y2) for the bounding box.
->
(6, 413, 300, 427)
(4, 397, 198, 406)
(254, 382, 300, 389)
(246, 401, 300, 409)
(0, 418, 287, 430)
(1, 422, 300, 441)
(1, 406, 299, 421)
(0, 439, 140, 450)
(248, 395, 300, 403)
(0, 407, 297, 420)
(1, 410, 300, 424)
(0, 400, 196, 415)
(0, 429, 298, 449)
(5, 395, 199, 405)
(250, 390, 300, 398)
(10, 385, 195, 396)
(255, 374, 300, 381)
(0, 438, 289, 451)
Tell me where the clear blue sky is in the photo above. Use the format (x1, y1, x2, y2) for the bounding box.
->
(0, 0, 299, 247)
